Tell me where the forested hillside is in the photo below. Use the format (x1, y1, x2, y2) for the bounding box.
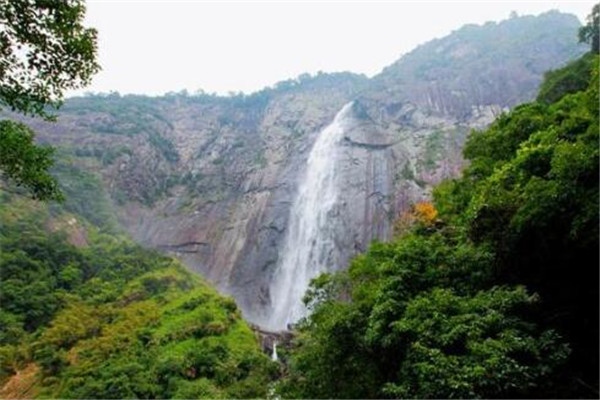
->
(278, 52, 599, 399)
(0, 188, 276, 398)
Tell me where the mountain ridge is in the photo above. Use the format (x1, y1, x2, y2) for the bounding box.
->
(4, 10, 587, 326)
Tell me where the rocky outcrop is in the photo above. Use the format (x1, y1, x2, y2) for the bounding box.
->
(12, 11, 587, 327)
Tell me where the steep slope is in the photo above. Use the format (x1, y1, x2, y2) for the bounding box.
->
(0, 189, 277, 398)
(370, 10, 584, 116)
(9, 11, 586, 326)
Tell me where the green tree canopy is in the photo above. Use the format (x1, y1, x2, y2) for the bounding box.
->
(0, 0, 99, 200)
(578, 3, 599, 54)
(0, 0, 100, 117)
(0, 120, 63, 200)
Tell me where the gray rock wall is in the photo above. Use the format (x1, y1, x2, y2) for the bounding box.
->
(12, 11, 587, 327)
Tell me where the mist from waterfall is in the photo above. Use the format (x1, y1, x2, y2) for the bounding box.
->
(267, 102, 354, 331)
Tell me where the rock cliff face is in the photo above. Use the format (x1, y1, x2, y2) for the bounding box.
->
(16, 11, 586, 326)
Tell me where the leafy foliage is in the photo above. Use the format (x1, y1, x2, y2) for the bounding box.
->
(0, 121, 63, 200)
(537, 52, 596, 104)
(0, 0, 100, 201)
(0, 0, 100, 118)
(384, 287, 569, 399)
(578, 4, 599, 54)
(280, 53, 599, 399)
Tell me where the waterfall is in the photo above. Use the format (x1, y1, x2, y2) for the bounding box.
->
(267, 102, 353, 331)
(271, 341, 278, 361)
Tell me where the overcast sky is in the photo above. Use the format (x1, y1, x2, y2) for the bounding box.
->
(71, 0, 595, 97)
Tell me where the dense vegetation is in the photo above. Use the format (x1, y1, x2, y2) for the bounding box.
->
(0, 0, 100, 201)
(0, 121, 63, 201)
(537, 52, 597, 104)
(279, 52, 599, 399)
(0, 192, 276, 398)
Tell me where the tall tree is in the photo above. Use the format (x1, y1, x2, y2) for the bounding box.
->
(579, 3, 599, 54)
(0, 0, 99, 200)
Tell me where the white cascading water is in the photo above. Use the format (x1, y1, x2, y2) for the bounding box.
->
(267, 102, 353, 331)
(271, 342, 278, 361)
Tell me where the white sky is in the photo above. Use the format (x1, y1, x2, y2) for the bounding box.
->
(70, 0, 595, 97)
